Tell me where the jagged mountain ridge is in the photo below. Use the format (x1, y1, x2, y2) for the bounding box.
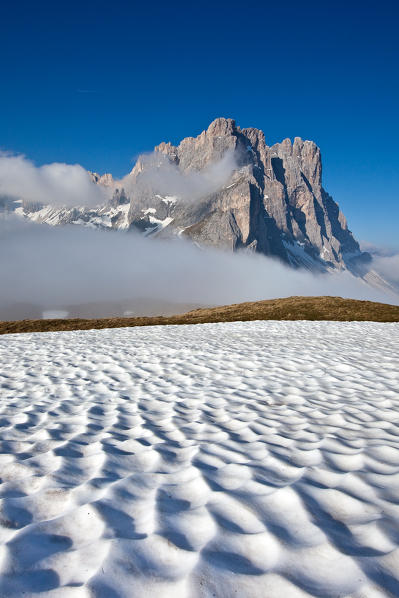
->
(15, 118, 370, 273)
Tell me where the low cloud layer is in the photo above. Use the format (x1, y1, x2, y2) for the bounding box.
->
(0, 153, 109, 207)
(0, 147, 237, 211)
(360, 241, 399, 288)
(121, 150, 238, 202)
(372, 254, 399, 287)
(1, 217, 396, 320)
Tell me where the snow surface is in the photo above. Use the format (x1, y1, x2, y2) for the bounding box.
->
(0, 321, 399, 598)
(144, 215, 174, 236)
(15, 202, 131, 231)
(155, 195, 178, 205)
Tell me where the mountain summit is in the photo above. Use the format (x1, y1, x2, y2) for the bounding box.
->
(126, 117, 368, 272)
(16, 118, 372, 274)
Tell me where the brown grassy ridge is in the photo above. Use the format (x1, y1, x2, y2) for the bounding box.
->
(1, 296, 399, 335)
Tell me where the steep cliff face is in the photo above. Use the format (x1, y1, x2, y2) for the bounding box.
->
(125, 118, 366, 271)
(11, 117, 370, 273)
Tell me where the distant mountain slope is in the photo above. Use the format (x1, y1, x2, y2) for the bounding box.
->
(127, 118, 367, 273)
(9, 117, 381, 278)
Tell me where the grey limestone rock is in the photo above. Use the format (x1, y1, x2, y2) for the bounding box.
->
(125, 118, 367, 271)
(10, 117, 370, 274)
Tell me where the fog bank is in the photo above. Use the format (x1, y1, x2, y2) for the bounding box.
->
(0, 153, 109, 207)
(360, 241, 399, 289)
(120, 150, 238, 202)
(1, 217, 396, 320)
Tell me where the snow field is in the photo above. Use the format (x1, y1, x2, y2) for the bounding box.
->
(0, 321, 398, 597)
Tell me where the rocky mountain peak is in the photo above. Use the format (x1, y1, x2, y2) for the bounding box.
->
(89, 172, 115, 187)
(125, 118, 368, 272)
(154, 141, 176, 155)
(14, 118, 372, 278)
(206, 117, 238, 137)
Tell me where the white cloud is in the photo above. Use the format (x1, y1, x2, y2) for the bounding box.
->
(372, 254, 399, 286)
(120, 149, 238, 201)
(0, 216, 396, 320)
(0, 153, 110, 207)
(360, 241, 399, 287)
(0, 146, 237, 210)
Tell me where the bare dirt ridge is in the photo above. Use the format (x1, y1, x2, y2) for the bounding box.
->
(1, 296, 399, 335)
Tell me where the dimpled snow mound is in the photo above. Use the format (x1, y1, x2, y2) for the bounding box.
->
(0, 321, 398, 598)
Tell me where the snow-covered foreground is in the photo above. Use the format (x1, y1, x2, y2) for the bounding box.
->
(0, 321, 399, 598)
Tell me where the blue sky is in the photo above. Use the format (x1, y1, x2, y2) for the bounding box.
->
(1, 0, 398, 247)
